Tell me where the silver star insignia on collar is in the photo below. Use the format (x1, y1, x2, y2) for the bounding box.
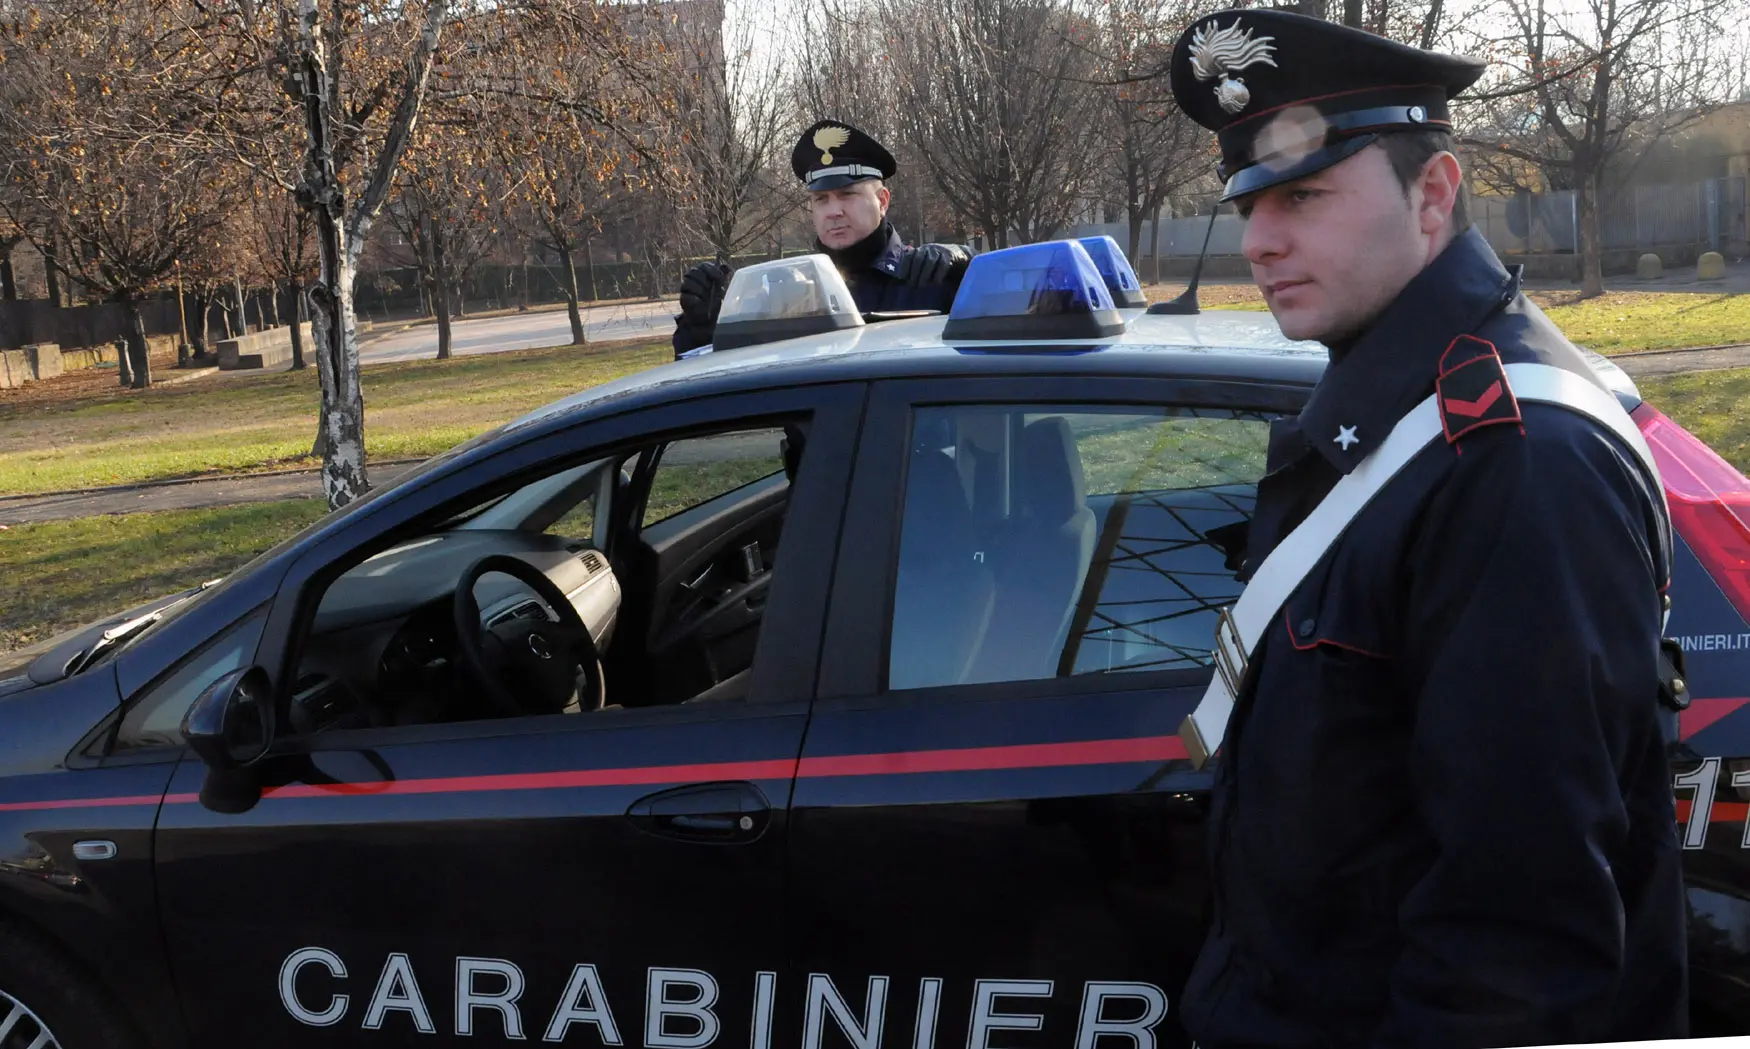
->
(1334, 425, 1359, 450)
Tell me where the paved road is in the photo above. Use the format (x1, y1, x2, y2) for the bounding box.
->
(359, 300, 675, 364)
(0, 463, 426, 526)
(1612, 344, 1750, 378)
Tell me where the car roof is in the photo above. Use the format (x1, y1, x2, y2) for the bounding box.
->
(504, 306, 1644, 436)
(506, 309, 1329, 434)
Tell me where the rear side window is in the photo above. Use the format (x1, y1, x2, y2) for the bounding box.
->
(887, 405, 1271, 691)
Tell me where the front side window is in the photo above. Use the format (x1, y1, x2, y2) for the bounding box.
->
(888, 405, 1271, 691)
(643, 428, 789, 526)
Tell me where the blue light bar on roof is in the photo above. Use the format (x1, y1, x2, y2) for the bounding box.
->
(942, 240, 1126, 341)
(1077, 235, 1147, 308)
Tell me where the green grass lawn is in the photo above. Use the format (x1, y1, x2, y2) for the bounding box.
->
(1142, 283, 1749, 354)
(1636, 367, 1750, 475)
(0, 340, 672, 497)
(0, 499, 328, 653)
(1541, 292, 1750, 355)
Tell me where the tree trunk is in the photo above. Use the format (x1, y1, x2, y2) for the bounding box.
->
(1343, 0, 1363, 26)
(1151, 200, 1164, 284)
(1126, 200, 1145, 268)
(298, 0, 366, 508)
(269, 286, 281, 328)
(286, 280, 308, 370)
(519, 257, 530, 311)
(43, 234, 62, 308)
(0, 245, 16, 301)
(558, 241, 586, 344)
(1419, 0, 1445, 47)
(123, 298, 152, 389)
(432, 225, 453, 360)
(232, 274, 247, 335)
(1577, 170, 1605, 298)
(191, 291, 213, 357)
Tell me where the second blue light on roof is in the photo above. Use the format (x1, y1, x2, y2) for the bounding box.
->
(942, 240, 1126, 341)
(1077, 235, 1147, 308)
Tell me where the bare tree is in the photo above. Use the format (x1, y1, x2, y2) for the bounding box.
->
(1075, 0, 1209, 266)
(385, 162, 505, 358)
(881, 0, 1107, 247)
(241, 183, 316, 369)
(0, 0, 240, 388)
(1458, 0, 1739, 295)
(663, 0, 796, 265)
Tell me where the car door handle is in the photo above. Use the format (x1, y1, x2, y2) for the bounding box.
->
(627, 781, 771, 843)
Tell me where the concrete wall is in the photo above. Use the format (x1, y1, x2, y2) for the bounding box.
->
(0, 299, 184, 352)
(0, 336, 183, 389)
(0, 344, 59, 389)
(218, 323, 311, 370)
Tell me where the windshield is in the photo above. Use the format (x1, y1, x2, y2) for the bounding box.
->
(102, 444, 484, 656)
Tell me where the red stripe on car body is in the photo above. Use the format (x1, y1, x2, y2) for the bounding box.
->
(0, 735, 1189, 813)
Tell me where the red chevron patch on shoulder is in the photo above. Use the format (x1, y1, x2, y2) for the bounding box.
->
(1437, 334, 1522, 444)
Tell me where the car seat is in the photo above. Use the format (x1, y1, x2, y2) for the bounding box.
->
(965, 416, 1097, 682)
(888, 449, 996, 690)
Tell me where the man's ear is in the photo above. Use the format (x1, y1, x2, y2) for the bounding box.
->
(1418, 152, 1463, 236)
(875, 183, 892, 217)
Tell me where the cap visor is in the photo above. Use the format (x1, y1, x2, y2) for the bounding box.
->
(1220, 133, 1379, 202)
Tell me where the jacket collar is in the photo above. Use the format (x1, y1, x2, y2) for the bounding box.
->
(1297, 226, 1520, 475)
(819, 221, 906, 279)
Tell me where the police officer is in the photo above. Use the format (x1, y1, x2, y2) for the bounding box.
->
(1169, 11, 1687, 1047)
(672, 120, 973, 356)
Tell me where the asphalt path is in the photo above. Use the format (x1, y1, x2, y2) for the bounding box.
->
(359, 300, 676, 364)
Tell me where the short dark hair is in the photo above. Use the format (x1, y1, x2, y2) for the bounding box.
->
(1378, 130, 1469, 231)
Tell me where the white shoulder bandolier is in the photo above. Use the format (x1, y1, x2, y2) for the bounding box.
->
(1182, 362, 1666, 769)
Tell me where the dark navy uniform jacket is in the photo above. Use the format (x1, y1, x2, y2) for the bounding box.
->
(824, 221, 963, 313)
(1181, 228, 1687, 1049)
(673, 223, 963, 356)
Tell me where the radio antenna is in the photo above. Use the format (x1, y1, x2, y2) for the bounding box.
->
(1147, 206, 1220, 316)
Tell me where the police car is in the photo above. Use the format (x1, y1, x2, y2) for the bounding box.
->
(0, 239, 1746, 1049)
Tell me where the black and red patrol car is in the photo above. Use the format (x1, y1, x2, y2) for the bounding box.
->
(1, 242, 1747, 1049)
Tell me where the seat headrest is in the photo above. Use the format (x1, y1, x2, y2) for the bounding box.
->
(900, 450, 979, 569)
(1017, 417, 1088, 523)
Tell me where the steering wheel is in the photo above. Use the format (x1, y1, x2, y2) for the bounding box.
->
(452, 555, 605, 718)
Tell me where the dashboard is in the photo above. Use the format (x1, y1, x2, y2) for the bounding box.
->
(290, 530, 620, 730)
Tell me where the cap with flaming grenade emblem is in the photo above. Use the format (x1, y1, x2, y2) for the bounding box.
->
(791, 120, 898, 191)
(1169, 10, 1486, 201)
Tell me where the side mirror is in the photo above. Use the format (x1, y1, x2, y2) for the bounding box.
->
(181, 666, 275, 770)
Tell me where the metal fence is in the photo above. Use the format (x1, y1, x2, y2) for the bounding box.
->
(1068, 175, 1746, 261)
(1472, 177, 1746, 256)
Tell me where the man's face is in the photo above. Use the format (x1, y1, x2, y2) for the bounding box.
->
(1237, 145, 1439, 345)
(810, 181, 890, 249)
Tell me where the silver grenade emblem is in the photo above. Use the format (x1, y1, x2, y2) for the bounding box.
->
(1189, 18, 1279, 115)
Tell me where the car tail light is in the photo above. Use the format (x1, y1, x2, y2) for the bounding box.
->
(1635, 404, 1750, 626)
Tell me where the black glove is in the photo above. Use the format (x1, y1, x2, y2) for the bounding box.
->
(903, 243, 972, 288)
(679, 261, 730, 326)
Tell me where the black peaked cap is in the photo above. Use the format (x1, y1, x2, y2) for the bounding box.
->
(1169, 10, 1485, 200)
(791, 120, 898, 191)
